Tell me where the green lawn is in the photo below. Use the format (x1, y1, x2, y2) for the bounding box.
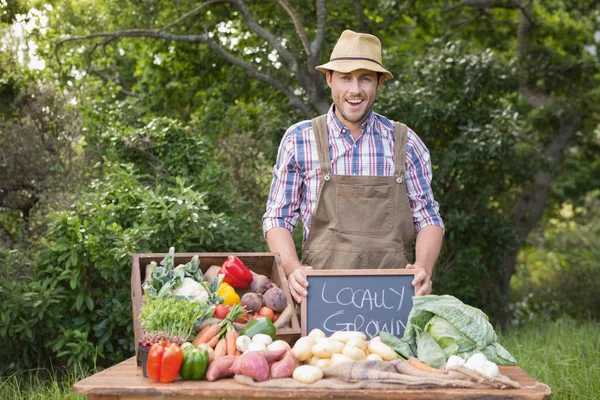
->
(499, 320, 600, 399)
(1, 321, 598, 399)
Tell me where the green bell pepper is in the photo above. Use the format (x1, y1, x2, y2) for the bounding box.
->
(179, 346, 209, 380)
(240, 317, 276, 340)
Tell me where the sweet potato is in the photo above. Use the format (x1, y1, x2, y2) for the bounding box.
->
(256, 348, 287, 364)
(270, 349, 298, 379)
(205, 355, 237, 381)
(239, 351, 270, 382)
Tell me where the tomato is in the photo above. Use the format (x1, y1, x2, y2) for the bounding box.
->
(273, 311, 281, 322)
(235, 311, 249, 323)
(214, 304, 230, 320)
(257, 306, 275, 321)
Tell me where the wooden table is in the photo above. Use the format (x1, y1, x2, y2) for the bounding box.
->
(73, 357, 550, 399)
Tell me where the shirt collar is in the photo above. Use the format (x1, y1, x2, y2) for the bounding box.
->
(326, 104, 376, 138)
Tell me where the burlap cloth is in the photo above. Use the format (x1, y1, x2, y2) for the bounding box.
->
(234, 359, 523, 390)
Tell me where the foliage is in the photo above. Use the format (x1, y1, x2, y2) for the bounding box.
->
(510, 192, 600, 325)
(378, 40, 535, 319)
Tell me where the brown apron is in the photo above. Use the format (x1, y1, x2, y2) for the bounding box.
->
(301, 115, 415, 269)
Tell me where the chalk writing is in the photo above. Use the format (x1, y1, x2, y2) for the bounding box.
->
(305, 273, 413, 339)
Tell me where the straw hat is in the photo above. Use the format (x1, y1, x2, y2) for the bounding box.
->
(316, 30, 393, 80)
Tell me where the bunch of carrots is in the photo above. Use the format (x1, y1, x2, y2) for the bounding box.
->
(192, 304, 247, 358)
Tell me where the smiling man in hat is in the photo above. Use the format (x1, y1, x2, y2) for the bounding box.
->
(263, 30, 444, 303)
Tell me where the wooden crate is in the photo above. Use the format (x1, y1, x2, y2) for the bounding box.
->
(131, 252, 301, 365)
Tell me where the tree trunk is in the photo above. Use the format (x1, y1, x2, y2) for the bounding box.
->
(500, 112, 582, 327)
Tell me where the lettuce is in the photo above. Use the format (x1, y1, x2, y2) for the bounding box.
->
(388, 295, 517, 366)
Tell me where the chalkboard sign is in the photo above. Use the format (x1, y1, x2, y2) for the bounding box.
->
(300, 269, 415, 339)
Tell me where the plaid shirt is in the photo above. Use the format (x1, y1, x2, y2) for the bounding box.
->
(263, 106, 444, 242)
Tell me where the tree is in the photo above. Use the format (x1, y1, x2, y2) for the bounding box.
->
(0, 50, 80, 248)
(48, 0, 600, 325)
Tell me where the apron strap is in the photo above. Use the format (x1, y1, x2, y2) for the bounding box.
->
(311, 115, 332, 177)
(393, 121, 408, 183)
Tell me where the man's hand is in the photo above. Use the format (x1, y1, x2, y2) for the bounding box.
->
(288, 266, 313, 303)
(406, 263, 432, 296)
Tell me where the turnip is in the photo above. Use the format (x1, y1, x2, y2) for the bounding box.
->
(263, 287, 287, 312)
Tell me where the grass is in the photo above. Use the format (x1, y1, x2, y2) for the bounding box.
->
(0, 368, 87, 400)
(499, 320, 600, 399)
(1, 321, 598, 399)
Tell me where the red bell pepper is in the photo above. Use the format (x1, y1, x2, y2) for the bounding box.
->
(219, 255, 253, 289)
(146, 340, 184, 383)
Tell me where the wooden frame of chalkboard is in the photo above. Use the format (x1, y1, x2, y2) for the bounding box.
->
(300, 269, 416, 339)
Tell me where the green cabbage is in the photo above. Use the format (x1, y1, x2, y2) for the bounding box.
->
(390, 295, 517, 368)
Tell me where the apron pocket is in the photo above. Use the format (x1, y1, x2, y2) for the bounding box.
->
(336, 184, 393, 233)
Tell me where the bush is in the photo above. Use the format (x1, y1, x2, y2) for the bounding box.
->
(0, 157, 265, 374)
(510, 192, 600, 324)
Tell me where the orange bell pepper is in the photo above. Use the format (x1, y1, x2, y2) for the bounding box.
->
(146, 340, 184, 383)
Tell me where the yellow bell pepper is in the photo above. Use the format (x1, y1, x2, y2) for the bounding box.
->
(218, 282, 240, 306)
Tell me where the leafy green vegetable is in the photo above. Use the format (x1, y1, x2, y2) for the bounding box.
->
(382, 295, 517, 367)
(140, 296, 214, 341)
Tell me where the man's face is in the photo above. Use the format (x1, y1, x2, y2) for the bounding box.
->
(326, 69, 384, 128)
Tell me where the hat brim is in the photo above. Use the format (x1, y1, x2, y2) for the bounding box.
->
(316, 59, 393, 80)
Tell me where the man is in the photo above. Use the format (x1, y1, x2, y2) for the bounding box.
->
(263, 30, 444, 304)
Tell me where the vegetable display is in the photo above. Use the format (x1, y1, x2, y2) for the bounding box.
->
(146, 341, 184, 383)
(381, 295, 517, 369)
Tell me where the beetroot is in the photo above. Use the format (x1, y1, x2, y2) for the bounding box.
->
(263, 287, 287, 312)
(249, 271, 273, 294)
(240, 292, 263, 313)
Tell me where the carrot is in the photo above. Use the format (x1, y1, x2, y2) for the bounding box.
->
(408, 358, 441, 373)
(192, 324, 212, 342)
(192, 323, 221, 346)
(207, 335, 220, 348)
(235, 349, 241, 356)
(226, 330, 238, 356)
(215, 338, 227, 358)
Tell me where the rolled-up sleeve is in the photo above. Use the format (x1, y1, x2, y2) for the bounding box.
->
(262, 129, 304, 238)
(405, 129, 445, 234)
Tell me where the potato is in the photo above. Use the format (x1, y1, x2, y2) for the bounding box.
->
(267, 340, 291, 352)
(330, 353, 353, 366)
(311, 338, 345, 358)
(367, 340, 397, 361)
(314, 358, 332, 370)
(308, 355, 321, 366)
(366, 353, 383, 361)
(293, 365, 323, 384)
(330, 331, 367, 344)
(345, 337, 368, 352)
(292, 337, 315, 362)
(307, 328, 326, 340)
(342, 345, 366, 360)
